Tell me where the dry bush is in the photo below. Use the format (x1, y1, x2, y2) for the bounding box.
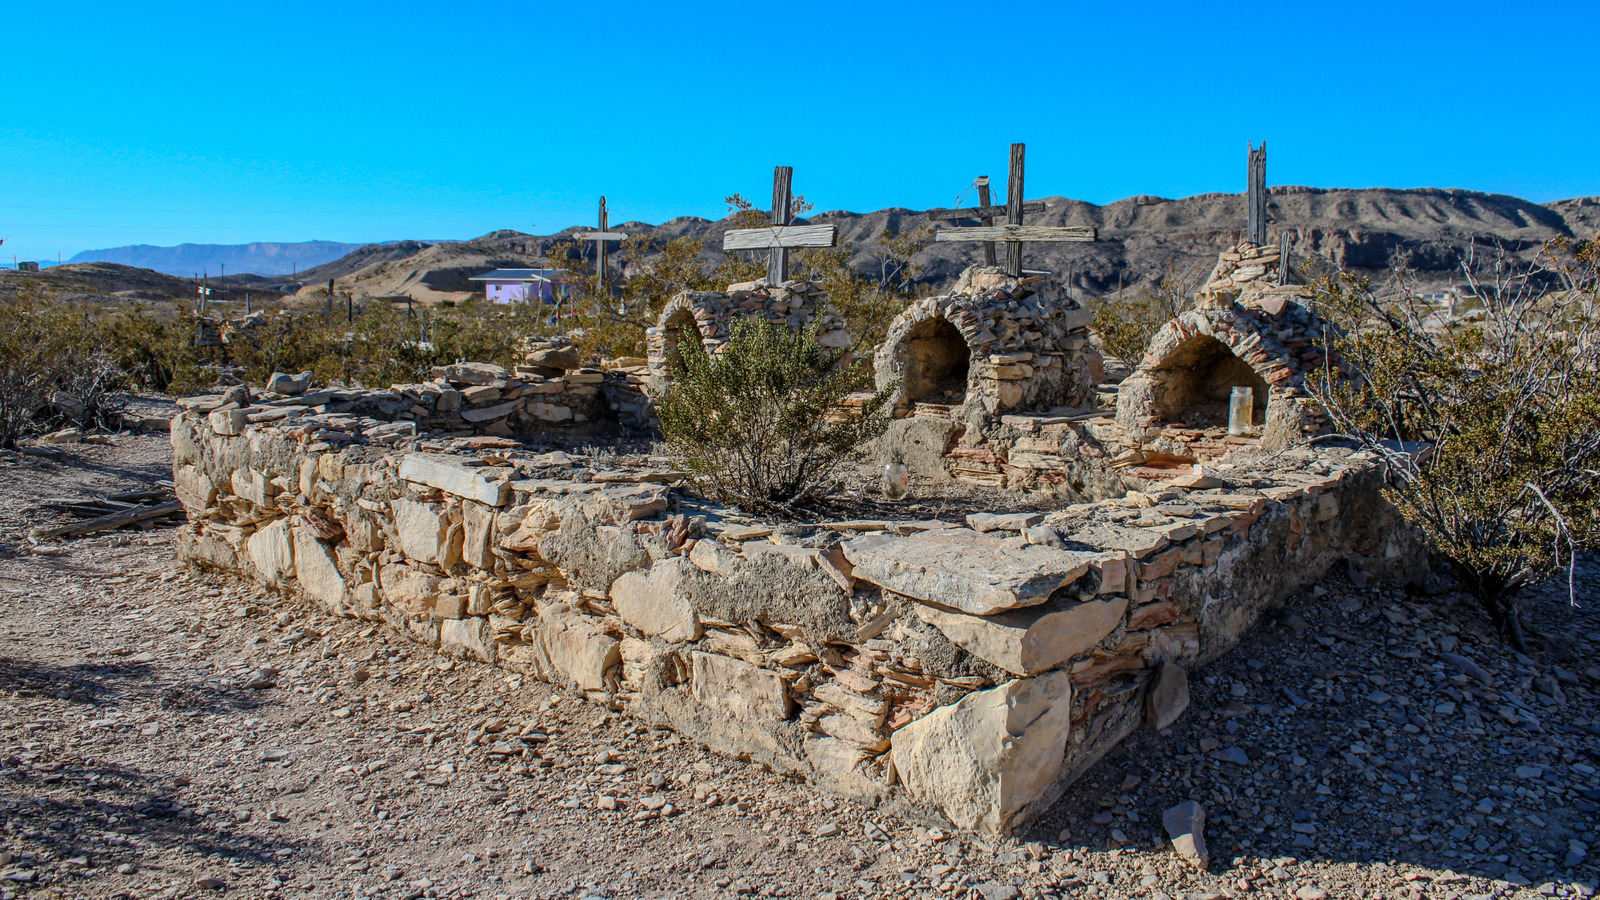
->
(1305, 238, 1600, 647)
(1090, 265, 1204, 363)
(654, 317, 893, 515)
(0, 298, 126, 446)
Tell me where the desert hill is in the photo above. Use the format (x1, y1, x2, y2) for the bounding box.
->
(292, 186, 1600, 304)
(0, 261, 290, 308)
(67, 240, 372, 278)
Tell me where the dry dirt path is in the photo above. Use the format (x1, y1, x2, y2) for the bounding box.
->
(1, 435, 1596, 900)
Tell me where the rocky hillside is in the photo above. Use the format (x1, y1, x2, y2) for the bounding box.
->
(293, 187, 1600, 303)
(0, 261, 289, 308)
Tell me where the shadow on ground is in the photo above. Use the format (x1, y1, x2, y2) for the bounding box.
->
(1028, 572, 1600, 889)
(0, 656, 267, 715)
(0, 754, 314, 891)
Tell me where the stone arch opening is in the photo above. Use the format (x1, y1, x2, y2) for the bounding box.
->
(901, 317, 972, 408)
(1153, 335, 1270, 428)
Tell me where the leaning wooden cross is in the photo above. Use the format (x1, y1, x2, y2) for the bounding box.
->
(578, 196, 626, 292)
(722, 166, 837, 283)
(930, 143, 1096, 277)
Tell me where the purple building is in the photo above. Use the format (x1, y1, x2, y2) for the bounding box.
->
(469, 268, 571, 304)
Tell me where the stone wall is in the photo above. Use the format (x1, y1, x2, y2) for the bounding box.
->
(646, 279, 853, 391)
(170, 407, 1425, 836)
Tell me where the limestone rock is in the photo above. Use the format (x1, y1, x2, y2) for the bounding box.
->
(399, 454, 512, 507)
(292, 526, 347, 613)
(966, 512, 1045, 533)
(914, 596, 1128, 677)
(266, 371, 312, 395)
(440, 617, 496, 663)
(174, 464, 216, 512)
(610, 557, 701, 643)
(207, 408, 248, 437)
(1146, 660, 1190, 731)
(890, 670, 1073, 834)
(528, 346, 582, 370)
(1163, 800, 1209, 869)
(461, 501, 496, 569)
(689, 651, 791, 722)
(842, 529, 1099, 615)
(394, 498, 461, 568)
(538, 603, 620, 692)
(247, 518, 295, 588)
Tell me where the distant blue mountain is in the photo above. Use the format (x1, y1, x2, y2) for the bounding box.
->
(68, 240, 372, 277)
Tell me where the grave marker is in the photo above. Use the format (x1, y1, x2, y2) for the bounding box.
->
(931, 143, 1096, 277)
(721, 166, 837, 283)
(578, 196, 626, 293)
(1247, 142, 1267, 247)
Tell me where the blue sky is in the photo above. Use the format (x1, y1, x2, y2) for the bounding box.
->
(2, 0, 1596, 264)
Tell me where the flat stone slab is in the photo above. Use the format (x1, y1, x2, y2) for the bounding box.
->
(915, 596, 1128, 676)
(400, 454, 513, 507)
(842, 529, 1100, 615)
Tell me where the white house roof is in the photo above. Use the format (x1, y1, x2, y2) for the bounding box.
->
(469, 268, 567, 283)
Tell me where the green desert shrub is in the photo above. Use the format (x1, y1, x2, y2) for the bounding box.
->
(1305, 238, 1600, 648)
(654, 317, 893, 515)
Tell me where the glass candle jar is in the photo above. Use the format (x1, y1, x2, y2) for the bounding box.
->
(1228, 386, 1254, 435)
(881, 462, 909, 500)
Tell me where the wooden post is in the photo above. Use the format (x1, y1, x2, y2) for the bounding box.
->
(1247, 142, 1267, 247)
(1005, 143, 1026, 277)
(1278, 231, 1292, 286)
(930, 143, 1095, 273)
(597, 197, 609, 290)
(770, 166, 794, 283)
(975, 176, 996, 266)
(579, 197, 626, 301)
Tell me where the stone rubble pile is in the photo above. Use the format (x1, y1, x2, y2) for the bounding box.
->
(171, 403, 1424, 835)
(177, 356, 653, 450)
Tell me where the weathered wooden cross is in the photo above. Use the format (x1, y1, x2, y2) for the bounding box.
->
(929, 143, 1096, 277)
(722, 166, 837, 283)
(1247, 142, 1267, 247)
(578, 196, 626, 292)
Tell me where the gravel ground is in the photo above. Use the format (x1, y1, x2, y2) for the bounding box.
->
(1, 433, 1596, 900)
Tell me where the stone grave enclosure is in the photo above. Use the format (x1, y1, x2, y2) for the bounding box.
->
(169, 264, 1428, 834)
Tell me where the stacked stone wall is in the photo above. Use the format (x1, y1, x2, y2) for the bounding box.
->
(171, 407, 1425, 835)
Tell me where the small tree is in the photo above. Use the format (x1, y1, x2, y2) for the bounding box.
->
(1305, 238, 1600, 648)
(654, 317, 894, 515)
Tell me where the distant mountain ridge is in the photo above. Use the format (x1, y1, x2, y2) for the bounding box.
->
(281, 186, 1600, 302)
(68, 240, 388, 277)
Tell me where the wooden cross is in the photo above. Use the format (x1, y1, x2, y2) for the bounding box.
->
(931, 143, 1096, 277)
(722, 166, 837, 283)
(578, 196, 626, 292)
(927, 175, 1045, 267)
(1247, 142, 1267, 247)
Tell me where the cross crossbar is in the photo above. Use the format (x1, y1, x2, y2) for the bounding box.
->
(934, 225, 1097, 243)
(722, 224, 838, 252)
(931, 143, 1098, 276)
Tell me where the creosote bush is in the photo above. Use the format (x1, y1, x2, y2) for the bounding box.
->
(654, 317, 893, 515)
(0, 297, 127, 447)
(1305, 239, 1600, 648)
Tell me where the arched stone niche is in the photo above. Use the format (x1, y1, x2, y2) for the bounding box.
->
(1114, 300, 1334, 454)
(875, 267, 1096, 424)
